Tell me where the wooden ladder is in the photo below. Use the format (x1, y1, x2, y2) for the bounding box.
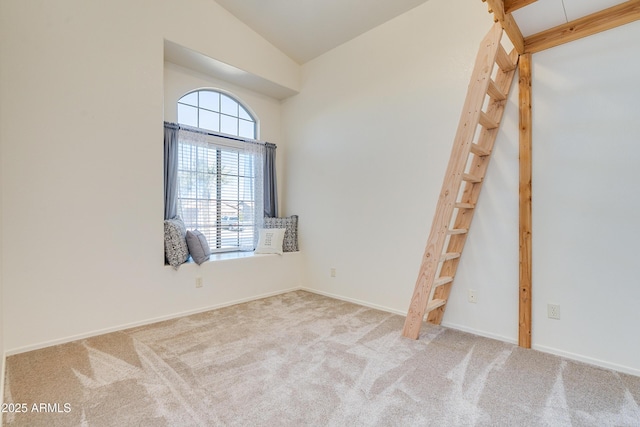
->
(402, 23, 519, 339)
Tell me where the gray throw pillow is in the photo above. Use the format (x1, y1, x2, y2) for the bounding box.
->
(263, 215, 298, 252)
(186, 230, 211, 265)
(164, 216, 189, 269)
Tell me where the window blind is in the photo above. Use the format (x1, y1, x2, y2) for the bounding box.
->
(176, 128, 264, 252)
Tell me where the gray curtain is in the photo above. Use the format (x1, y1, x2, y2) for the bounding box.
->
(264, 142, 278, 218)
(164, 123, 179, 220)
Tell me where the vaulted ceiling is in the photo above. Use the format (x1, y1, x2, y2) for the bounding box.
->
(213, 0, 640, 63)
(213, 0, 431, 64)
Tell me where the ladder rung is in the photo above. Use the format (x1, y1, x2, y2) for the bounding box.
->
(439, 252, 461, 262)
(403, 24, 518, 340)
(496, 44, 516, 72)
(470, 144, 490, 156)
(434, 276, 453, 287)
(447, 228, 468, 235)
(487, 79, 506, 101)
(426, 298, 447, 313)
(479, 111, 498, 129)
(462, 173, 482, 183)
(455, 202, 475, 209)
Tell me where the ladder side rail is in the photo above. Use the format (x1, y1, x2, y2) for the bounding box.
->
(428, 49, 520, 324)
(402, 23, 504, 340)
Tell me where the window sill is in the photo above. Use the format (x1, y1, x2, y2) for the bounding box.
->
(208, 251, 257, 262)
(207, 251, 299, 262)
(166, 250, 300, 268)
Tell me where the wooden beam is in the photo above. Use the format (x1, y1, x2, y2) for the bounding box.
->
(504, 0, 538, 14)
(525, 0, 640, 54)
(484, 0, 526, 54)
(518, 53, 532, 349)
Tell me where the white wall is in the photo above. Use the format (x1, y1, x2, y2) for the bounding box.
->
(0, 0, 302, 354)
(283, 1, 500, 315)
(2, 0, 638, 379)
(283, 0, 640, 375)
(529, 22, 640, 374)
(442, 74, 520, 344)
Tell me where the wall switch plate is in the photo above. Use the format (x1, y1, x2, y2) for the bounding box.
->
(468, 289, 477, 303)
(330, 268, 336, 277)
(195, 277, 203, 288)
(548, 304, 560, 319)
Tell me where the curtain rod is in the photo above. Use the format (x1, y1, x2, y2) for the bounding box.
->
(164, 121, 275, 148)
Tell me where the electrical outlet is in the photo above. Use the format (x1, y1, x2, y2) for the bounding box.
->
(468, 289, 477, 303)
(548, 304, 560, 319)
(330, 268, 336, 277)
(195, 277, 203, 288)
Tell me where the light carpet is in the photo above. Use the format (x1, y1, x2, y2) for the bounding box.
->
(3, 290, 640, 426)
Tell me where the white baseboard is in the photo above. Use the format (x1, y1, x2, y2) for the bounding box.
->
(531, 343, 640, 378)
(440, 321, 518, 345)
(6, 287, 302, 357)
(299, 290, 518, 349)
(300, 287, 407, 316)
(7, 286, 639, 379)
(300, 291, 640, 378)
(442, 321, 640, 378)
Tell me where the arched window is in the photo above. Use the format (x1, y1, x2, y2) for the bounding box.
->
(177, 90, 256, 139)
(175, 90, 262, 254)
